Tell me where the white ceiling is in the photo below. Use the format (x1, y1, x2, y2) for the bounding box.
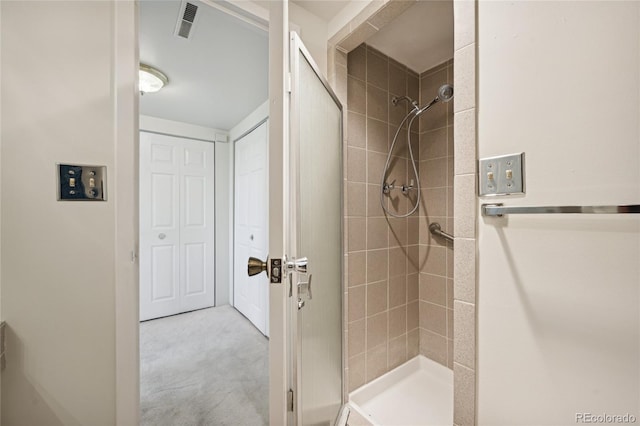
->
(292, 0, 453, 74)
(139, 0, 268, 131)
(365, 1, 454, 73)
(290, 0, 352, 21)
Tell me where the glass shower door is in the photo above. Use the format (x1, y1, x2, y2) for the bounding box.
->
(289, 32, 344, 425)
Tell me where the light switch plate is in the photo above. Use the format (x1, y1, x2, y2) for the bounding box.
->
(57, 164, 107, 201)
(478, 153, 525, 196)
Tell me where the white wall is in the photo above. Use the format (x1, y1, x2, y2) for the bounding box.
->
(477, 2, 640, 424)
(290, 2, 329, 77)
(0, 1, 136, 424)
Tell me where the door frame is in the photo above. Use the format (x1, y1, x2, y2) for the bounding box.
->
(113, 1, 287, 424)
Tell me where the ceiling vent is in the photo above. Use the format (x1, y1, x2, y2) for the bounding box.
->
(175, 2, 198, 39)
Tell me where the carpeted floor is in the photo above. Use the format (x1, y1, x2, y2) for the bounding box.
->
(140, 305, 268, 426)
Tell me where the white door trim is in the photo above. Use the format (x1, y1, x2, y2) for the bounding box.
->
(114, 1, 140, 423)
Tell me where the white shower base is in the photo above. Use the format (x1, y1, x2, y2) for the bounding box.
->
(348, 355, 453, 426)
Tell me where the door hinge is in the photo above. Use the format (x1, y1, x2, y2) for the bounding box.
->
(286, 72, 292, 93)
(287, 388, 294, 412)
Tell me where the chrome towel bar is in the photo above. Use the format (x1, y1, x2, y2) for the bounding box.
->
(482, 203, 640, 217)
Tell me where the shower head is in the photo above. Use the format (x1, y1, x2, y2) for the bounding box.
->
(437, 84, 454, 103)
(414, 84, 455, 116)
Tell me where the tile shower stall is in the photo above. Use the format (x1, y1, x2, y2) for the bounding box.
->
(345, 44, 455, 391)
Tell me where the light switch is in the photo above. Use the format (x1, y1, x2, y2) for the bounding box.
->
(478, 153, 525, 196)
(58, 164, 107, 201)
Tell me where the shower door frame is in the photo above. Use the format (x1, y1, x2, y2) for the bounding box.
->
(288, 31, 346, 425)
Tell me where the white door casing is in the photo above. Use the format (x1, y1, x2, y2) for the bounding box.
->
(234, 121, 269, 336)
(140, 132, 215, 321)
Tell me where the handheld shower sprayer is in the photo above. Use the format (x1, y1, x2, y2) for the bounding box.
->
(380, 85, 454, 218)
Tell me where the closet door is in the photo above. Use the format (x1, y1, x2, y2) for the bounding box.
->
(233, 121, 269, 335)
(140, 132, 215, 321)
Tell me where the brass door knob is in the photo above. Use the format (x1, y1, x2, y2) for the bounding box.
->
(248, 257, 268, 277)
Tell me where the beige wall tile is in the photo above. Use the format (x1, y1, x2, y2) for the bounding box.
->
(347, 182, 366, 217)
(389, 275, 406, 308)
(388, 217, 408, 247)
(454, 362, 475, 426)
(367, 280, 388, 316)
(348, 353, 366, 392)
(367, 150, 387, 184)
(407, 328, 420, 358)
(390, 97, 408, 127)
(407, 216, 419, 245)
(366, 343, 388, 382)
(388, 334, 408, 369)
(420, 301, 447, 336)
(453, 173, 475, 238)
(348, 217, 366, 252)
(446, 278, 454, 308)
(454, 0, 475, 50)
(407, 300, 419, 330)
(367, 312, 388, 350)
(421, 187, 447, 217)
(454, 238, 475, 303)
(347, 147, 366, 182)
(348, 318, 366, 357)
(389, 246, 407, 277)
(407, 272, 419, 301)
(454, 301, 475, 369)
(367, 184, 385, 217)
(339, 22, 378, 52)
(366, 248, 388, 283)
(420, 127, 448, 160)
(388, 157, 408, 187)
(454, 108, 476, 175)
(389, 61, 407, 97)
(367, 83, 388, 122)
(420, 273, 447, 306)
(367, 217, 389, 249)
(420, 328, 448, 366)
(367, 117, 388, 154)
(407, 245, 419, 274)
(421, 244, 447, 276)
(420, 157, 448, 188)
(347, 44, 366, 80)
(348, 285, 366, 321)
(408, 72, 419, 102)
(348, 251, 366, 287)
(366, 47, 388, 90)
(348, 76, 366, 114)
(348, 111, 367, 148)
(453, 43, 475, 113)
(389, 305, 407, 338)
(448, 338, 454, 369)
(447, 307, 454, 338)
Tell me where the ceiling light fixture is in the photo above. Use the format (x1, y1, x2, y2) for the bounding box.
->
(139, 64, 168, 94)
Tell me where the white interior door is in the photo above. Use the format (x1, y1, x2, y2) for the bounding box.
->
(234, 121, 269, 335)
(140, 132, 215, 321)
